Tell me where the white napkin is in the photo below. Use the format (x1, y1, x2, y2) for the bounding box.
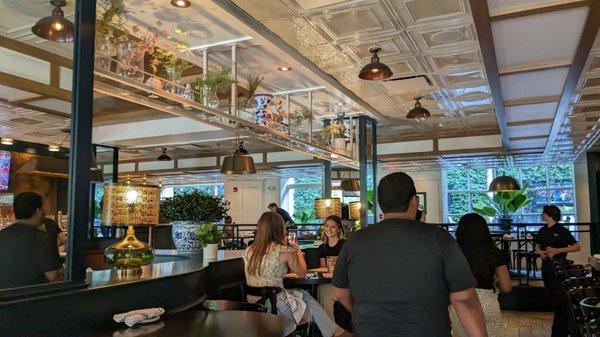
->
(113, 307, 165, 327)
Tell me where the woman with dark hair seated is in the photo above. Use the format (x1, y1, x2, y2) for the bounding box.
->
(535, 205, 580, 337)
(450, 213, 511, 337)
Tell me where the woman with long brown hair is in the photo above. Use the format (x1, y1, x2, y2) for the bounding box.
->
(243, 211, 352, 337)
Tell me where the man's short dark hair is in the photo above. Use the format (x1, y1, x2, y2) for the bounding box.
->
(268, 203, 278, 208)
(543, 205, 561, 222)
(13, 192, 43, 219)
(378, 172, 416, 213)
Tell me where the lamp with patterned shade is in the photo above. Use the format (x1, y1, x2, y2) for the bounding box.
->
(314, 198, 342, 219)
(348, 201, 362, 221)
(102, 182, 160, 275)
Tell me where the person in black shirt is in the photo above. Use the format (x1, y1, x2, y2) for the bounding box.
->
(0, 192, 62, 289)
(318, 215, 346, 269)
(268, 203, 294, 224)
(40, 217, 66, 255)
(333, 172, 487, 337)
(451, 213, 511, 337)
(535, 205, 579, 337)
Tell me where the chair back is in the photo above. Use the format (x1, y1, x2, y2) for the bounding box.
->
(203, 300, 267, 312)
(563, 277, 600, 293)
(580, 297, 600, 322)
(245, 286, 283, 315)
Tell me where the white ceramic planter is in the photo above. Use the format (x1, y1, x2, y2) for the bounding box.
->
(333, 138, 346, 150)
(203, 243, 219, 259)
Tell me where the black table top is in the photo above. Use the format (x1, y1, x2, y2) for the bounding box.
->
(85, 310, 286, 337)
(284, 272, 332, 286)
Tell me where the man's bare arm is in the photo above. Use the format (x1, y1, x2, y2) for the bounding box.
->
(333, 286, 353, 312)
(450, 288, 488, 337)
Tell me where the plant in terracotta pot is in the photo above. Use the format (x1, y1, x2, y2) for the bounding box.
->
(160, 191, 229, 253)
(197, 224, 223, 259)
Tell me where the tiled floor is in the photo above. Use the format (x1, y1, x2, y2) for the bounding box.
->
(499, 311, 553, 337)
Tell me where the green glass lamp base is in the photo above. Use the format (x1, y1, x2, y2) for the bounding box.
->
(105, 226, 154, 272)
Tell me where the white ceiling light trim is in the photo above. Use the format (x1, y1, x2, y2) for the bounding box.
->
(188, 36, 253, 51)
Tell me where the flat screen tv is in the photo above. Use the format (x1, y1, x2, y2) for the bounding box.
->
(0, 151, 10, 190)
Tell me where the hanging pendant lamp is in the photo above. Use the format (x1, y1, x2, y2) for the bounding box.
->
(358, 47, 393, 81)
(32, 0, 74, 43)
(221, 141, 256, 175)
(340, 179, 360, 191)
(406, 96, 431, 120)
(157, 147, 172, 161)
(488, 175, 520, 192)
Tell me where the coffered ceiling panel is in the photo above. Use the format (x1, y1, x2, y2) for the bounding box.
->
(491, 6, 588, 68)
(505, 102, 559, 123)
(486, 0, 562, 12)
(500, 67, 570, 100)
(508, 122, 552, 138)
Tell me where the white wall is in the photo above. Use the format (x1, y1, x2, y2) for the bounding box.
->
(224, 178, 280, 224)
(572, 160, 591, 264)
(378, 168, 443, 223)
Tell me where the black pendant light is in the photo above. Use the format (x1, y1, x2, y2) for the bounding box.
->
(358, 47, 393, 81)
(221, 141, 256, 175)
(157, 147, 172, 161)
(406, 96, 431, 120)
(488, 175, 520, 192)
(32, 0, 74, 43)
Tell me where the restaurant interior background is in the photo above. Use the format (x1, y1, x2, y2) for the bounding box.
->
(0, 0, 599, 334)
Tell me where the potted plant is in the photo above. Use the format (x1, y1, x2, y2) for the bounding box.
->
(197, 223, 222, 259)
(473, 183, 531, 232)
(160, 190, 230, 253)
(321, 123, 346, 150)
(194, 68, 234, 109)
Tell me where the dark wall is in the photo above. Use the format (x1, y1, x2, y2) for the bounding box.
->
(587, 152, 600, 253)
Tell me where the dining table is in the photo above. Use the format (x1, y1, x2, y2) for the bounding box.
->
(84, 309, 287, 337)
(284, 267, 333, 298)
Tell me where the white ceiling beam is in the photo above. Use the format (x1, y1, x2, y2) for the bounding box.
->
(490, 0, 589, 21)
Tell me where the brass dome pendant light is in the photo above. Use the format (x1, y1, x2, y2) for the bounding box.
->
(358, 47, 393, 81)
(406, 96, 431, 120)
(488, 175, 520, 192)
(221, 141, 256, 175)
(32, 0, 74, 43)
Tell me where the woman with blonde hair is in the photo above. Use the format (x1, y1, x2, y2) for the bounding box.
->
(243, 211, 352, 337)
(319, 215, 346, 269)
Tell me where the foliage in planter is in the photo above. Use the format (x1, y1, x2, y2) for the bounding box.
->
(293, 210, 312, 224)
(197, 223, 223, 245)
(160, 190, 230, 223)
(473, 183, 531, 219)
(240, 71, 264, 108)
(193, 68, 234, 102)
(321, 123, 345, 138)
(289, 107, 313, 130)
(150, 49, 193, 77)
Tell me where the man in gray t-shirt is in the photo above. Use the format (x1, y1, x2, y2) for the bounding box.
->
(333, 172, 488, 337)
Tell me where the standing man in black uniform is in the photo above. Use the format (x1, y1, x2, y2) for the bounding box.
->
(535, 205, 580, 337)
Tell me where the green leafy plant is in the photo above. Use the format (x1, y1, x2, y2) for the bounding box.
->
(241, 72, 263, 107)
(160, 191, 230, 223)
(290, 107, 313, 129)
(473, 183, 532, 219)
(194, 68, 234, 102)
(321, 123, 345, 138)
(293, 210, 312, 224)
(150, 49, 193, 77)
(197, 223, 223, 245)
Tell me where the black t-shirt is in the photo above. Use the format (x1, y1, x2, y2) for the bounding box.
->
(276, 208, 293, 223)
(535, 224, 577, 260)
(461, 247, 506, 289)
(40, 218, 62, 257)
(333, 219, 476, 337)
(0, 223, 61, 288)
(318, 239, 345, 259)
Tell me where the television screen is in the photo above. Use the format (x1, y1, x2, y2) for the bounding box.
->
(0, 151, 10, 190)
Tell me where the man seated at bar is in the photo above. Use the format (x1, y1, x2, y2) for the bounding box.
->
(0, 192, 62, 288)
(268, 202, 294, 225)
(333, 172, 487, 337)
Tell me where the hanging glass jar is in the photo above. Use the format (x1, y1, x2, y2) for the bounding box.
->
(116, 41, 144, 82)
(95, 35, 112, 71)
(164, 66, 184, 94)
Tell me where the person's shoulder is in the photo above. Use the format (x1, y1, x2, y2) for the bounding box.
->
(276, 244, 295, 253)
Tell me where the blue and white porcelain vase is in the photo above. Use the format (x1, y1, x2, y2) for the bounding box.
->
(171, 221, 203, 253)
(253, 93, 273, 126)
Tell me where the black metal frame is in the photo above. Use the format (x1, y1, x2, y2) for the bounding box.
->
(358, 116, 377, 226)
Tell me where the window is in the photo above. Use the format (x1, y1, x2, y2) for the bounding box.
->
(443, 164, 576, 225)
(161, 183, 225, 200)
(282, 176, 322, 223)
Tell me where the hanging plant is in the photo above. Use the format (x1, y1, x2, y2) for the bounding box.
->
(150, 49, 193, 78)
(321, 123, 345, 138)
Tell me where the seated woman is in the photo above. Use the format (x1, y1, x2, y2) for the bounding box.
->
(243, 211, 352, 337)
(318, 215, 345, 269)
(450, 213, 511, 337)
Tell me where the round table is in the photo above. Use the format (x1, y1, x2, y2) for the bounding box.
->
(86, 310, 287, 337)
(284, 272, 332, 298)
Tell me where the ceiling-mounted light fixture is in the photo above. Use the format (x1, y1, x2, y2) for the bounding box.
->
(340, 179, 360, 192)
(406, 96, 431, 120)
(220, 141, 256, 175)
(358, 47, 393, 81)
(48, 144, 60, 152)
(32, 0, 74, 43)
(1, 138, 13, 145)
(157, 147, 172, 161)
(277, 66, 292, 72)
(170, 0, 191, 8)
(488, 175, 520, 192)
